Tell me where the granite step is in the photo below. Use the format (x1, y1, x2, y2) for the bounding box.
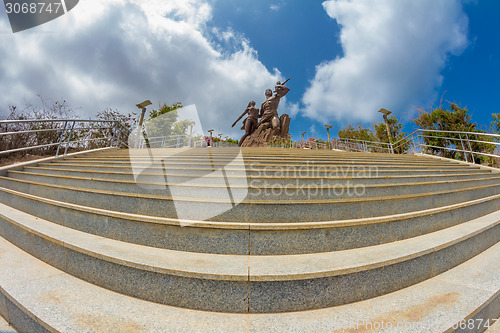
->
(45, 162, 485, 178)
(2, 233, 500, 332)
(100, 147, 476, 162)
(1, 185, 499, 255)
(0, 315, 16, 333)
(22, 165, 496, 185)
(1, 175, 500, 222)
(486, 318, 500, 332)
(1, 148, 499, 330)
(7, 169, 500, 201)
(0, 202, 499, 314)
(61, 155, 466, 167)
(71, 158, 461, 170)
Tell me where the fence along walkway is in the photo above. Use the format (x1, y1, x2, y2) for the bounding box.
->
(0, 119, 123, 156)
(289, 129, 500, 164)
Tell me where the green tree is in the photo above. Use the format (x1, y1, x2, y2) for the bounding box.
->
(338, 125, 375, 142)
(92, 108, 137, 148)
(338, 125, 379, 152)
(172, 118, 195, 136)
(414, 103, 495, 164)
(492, 113, 500, 133)
(1, 96, 77, 156)
(373, 116, 408, 153)
(374, 116, 406, 144)
(142, 102, 198, 148)
(145, 102, 183, 138)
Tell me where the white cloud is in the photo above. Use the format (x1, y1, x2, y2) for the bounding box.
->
(0, 0, 281, 137)
(302, 0, 469, 124)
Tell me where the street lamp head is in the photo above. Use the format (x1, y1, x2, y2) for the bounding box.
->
(378, 108, 392, 116)
(300, 131, 307, 134)
(324, 124, 333, 129)
(136, 100, 152, 109)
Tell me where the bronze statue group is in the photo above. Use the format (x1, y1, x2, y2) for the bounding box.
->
(232, 79, 290, 146)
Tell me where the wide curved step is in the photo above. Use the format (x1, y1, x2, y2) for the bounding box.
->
(21, 164, 494, 184)
(7, 169, 500, 200)
(1, 176, 500, 222)
(2, 236, 500, 332)
(1, 186, 500, 255)
(1, 202, 499, 313)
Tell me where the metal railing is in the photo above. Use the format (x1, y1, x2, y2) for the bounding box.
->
(280, 129, 500, 164)
(134, 134, 238, 149)
(269, 140, 327, 149)
(0, 119, 123, 156)
(392, 129, 500, 163)
(330, 137, 393, 153)
(136, 134, 193, 149)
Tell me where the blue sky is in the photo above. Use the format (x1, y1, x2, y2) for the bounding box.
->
(436, 0, 500, 132)
(0, 0, 499, 141)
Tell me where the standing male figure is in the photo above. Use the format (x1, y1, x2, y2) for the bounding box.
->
(258, 81, 290, 135)
(236, 101, 260, 146)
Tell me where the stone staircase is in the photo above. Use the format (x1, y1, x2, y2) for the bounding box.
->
(0, 147, 499, 332)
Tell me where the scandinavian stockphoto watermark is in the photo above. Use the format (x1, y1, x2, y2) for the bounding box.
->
(289, 317, 499, 332)
(3, 0, 79, 33)
(128, 104, 247, 226)
(249, 163, 378, 200)
(127, 105, 375, 224)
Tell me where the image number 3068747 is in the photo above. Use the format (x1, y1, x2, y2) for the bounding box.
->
(3, 0, 79, 33)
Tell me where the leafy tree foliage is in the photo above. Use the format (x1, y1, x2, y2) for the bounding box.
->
(1, 95, 136, 156)
(374, 116, 406, 144)
(1, 95, 77, 156)
(373, 116, 408, 153)
(145, 102, 195, 138)
(338, 125, 375, 142)
(414, 103, 495, 163)
(338, 117, 407, 153)
(92, 108, 137, 148)
(492, 113, 500, 134)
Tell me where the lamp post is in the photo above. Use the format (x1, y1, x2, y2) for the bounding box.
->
(208, 129, 214, 147)
(300, 131, 307, 148)
(324, 124, 333, 149)
(188, 125, 193, 147)
(135, 100, 152, 148)
(378, 108, 394, 154)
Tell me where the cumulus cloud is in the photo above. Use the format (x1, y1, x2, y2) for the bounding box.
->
(302, 0, 469, 124)
(0, 0, 281, 137)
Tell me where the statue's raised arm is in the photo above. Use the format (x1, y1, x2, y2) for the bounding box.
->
(274, 78, 291, 98)
(275, 84, 290, 98)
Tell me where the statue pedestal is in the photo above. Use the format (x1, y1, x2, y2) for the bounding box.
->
(240, 114, 290, 147)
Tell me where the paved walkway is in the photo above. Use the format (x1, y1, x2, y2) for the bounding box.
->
(0, 315, 16, 333)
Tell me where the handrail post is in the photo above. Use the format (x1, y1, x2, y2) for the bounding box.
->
(110, 121, 118, 147)
(465, 133, 475, 164)
(64, 120, 77, 155)
(55, 121, 68, 156)
(116, 126, 123, 148)
(458, 133, 468, 163)
(109, 123, 114, 148)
